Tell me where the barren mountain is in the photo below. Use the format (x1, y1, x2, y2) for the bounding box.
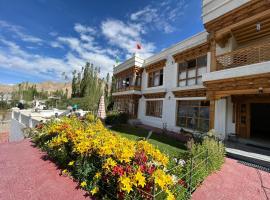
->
(0, 81, 72, 97)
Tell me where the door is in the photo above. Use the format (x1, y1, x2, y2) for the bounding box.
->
(250, 103, 270, 140)
(236, 103, 250, 138)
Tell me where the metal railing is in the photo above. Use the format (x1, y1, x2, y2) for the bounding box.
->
(115, 85, 141, 93)
(216, 40, 270, 70)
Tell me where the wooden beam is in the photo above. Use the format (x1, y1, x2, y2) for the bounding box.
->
(145, 59, 167, 73)
(205, 0, 270, 33)
(173, 88, 206, 98)
(173, 42, 209, 63)
(143, 92, 166, 99)
(216, 9, 270, 39)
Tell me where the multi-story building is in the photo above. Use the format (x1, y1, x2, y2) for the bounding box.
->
(113, 0, 270, 141)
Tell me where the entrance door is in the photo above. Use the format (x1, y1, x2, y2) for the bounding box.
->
(236, 103, 250, 138)
(250, 103, 270, 140)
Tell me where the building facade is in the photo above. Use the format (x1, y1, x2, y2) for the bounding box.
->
(113, 0, 270, 140)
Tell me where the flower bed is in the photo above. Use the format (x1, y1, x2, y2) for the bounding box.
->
(31, 114, 225, 200)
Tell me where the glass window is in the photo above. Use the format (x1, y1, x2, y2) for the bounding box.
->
(177, 55, 207, 87)
(176, 100, 210, 132)
(148, 69, 163, 87)
(146, 100, 163, 118)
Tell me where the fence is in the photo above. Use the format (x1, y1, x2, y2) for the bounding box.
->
(216, 39, 270, 70)
(92, 145, 222, 200)
(150, 148, 212, 200)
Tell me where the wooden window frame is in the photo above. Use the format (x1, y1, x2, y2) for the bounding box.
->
(148, 69, 163, 88)
(146, 100, 163, 118)
(176, 100, 210, 132)
(177, 55, 207, 87)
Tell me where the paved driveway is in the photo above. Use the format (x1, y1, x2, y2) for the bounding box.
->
(0, 139, 87, 200)
(192, 158, 270, 200)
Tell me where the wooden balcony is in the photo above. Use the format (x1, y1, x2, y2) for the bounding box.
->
(115, 85, 141, 93)
(216, 40, 270, 70)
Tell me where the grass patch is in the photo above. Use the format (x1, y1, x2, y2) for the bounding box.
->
(111, 124, 187, 159)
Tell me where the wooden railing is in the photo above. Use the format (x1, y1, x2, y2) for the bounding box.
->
(216, 40, 270, 70)
(115, 85, 141, 92)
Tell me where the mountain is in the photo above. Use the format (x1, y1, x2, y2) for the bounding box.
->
(0, 81, 72, 97)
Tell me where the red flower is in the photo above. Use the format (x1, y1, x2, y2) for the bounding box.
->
(112, 165, 124, 176)
(135, 152, 148, 165)
(178, 179, 187, 188)
(147, 165, 156, 175)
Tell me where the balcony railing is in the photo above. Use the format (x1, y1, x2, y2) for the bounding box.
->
(115, 85, 141, 93)
(216, 40, 270, 70)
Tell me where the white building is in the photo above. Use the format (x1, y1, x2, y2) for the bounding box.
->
(113, 0, 270, 141)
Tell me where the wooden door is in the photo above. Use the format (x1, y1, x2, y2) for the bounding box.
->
(236, 103, 250, 138)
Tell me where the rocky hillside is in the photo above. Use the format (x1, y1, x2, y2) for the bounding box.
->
(0, 81, 72, 97)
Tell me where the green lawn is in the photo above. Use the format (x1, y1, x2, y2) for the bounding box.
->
(111, 124, 187, 159)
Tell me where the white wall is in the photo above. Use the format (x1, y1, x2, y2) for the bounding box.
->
(202, 0, 250, 24)
(214, 97, 236, 139)
(137, 47, 211, 133)
(226, 96, 235, 134)
(214, 98, 227, 139)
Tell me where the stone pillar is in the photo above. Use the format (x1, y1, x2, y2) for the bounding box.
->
(29, 115, 33, 128)
(97, 95, 106, 120)
(18, 112, 22, 123)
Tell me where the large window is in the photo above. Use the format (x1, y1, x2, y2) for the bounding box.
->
(146, 100, 163, 118)
(116, 73, 142, 91)
(178, 55, 207, 87)
(176, 100, 210, 132)
(148, 69, 163, 87)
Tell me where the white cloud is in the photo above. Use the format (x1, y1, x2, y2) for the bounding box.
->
(101, 19, 155, 59)
(0, 20, 43, 44)
(1, 3, 187, 83)
(50, 41, 64, 49)
(130, 0, 187, 33)
(74, 23, 96, 35)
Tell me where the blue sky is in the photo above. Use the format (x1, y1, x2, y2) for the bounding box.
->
(0, 0, 204, 84)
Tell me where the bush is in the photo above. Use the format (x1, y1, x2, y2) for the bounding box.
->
(29, 117, 225, 200)
(105, 112, 129, 125)
(183, 131, 225, 191)
(31, 116, 177, 200)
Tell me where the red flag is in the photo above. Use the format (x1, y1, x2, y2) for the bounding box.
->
(136, 43, 141, 50)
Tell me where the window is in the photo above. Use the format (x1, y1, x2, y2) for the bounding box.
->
(146, 100, 163, 118)
(176, 100, 210, 132)
(148, 69, 163, 87)
(178, 55, 207, 87)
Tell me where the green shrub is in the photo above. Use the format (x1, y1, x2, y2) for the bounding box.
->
(105, 112, 129, 125)
(183, 132, 225, 192)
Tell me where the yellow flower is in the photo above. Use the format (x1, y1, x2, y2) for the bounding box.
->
(153, 169, 174, 190)
(134, 170, 146, 188)
(119, 175, 133, 193)
(94, 172, 101, 179)
(62, 169, 68, 175)
(102, 158, 117, 171)
(166, 190, 175, 200)
(68, 161, 75, 166)
(80, 181, 87, 188)
(90, 187, 99, 195)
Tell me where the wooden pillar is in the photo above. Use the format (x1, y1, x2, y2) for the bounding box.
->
(209, 32, 217, 72)
(209, 100, 215, 130)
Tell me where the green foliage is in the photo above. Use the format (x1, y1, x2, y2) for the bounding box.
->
(105, 112, 129, 125)
(0, 101, 10, 110)
(12, 82, 44, 101)
(71, 62, 112, 111)
(183, 136, 225, 192)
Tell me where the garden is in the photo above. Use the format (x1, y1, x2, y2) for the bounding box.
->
(28, 113, 225, 200)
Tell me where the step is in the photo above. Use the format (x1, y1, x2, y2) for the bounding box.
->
(226, 147, 270, 169)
